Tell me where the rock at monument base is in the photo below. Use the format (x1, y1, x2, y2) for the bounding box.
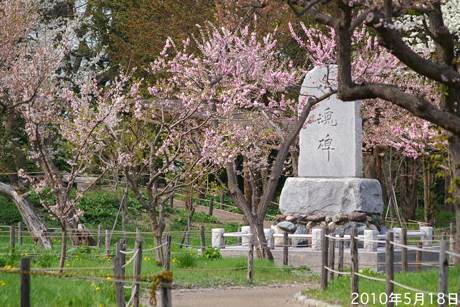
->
(293, 226, 310, 247)
(279, 177, 383, 217)
(328, 221, 338, 233)
(368, 224, 378, 231)
(277, 221, 296, 233)
(286, 215, 297, 222)
(307, 215, 326, 222)
(380, 226, 389, 235)
(348, 211, 367, 222)
(306, 221, 316, 230)
(276, 215, 286, 223)
(332, 213, 348, 223)
(333, 222, 368, 236)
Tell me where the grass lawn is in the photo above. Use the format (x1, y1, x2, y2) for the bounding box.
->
(304, 267, 460, 307)
(0, 231, 318, 307)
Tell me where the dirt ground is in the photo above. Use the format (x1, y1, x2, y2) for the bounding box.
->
(171, 199, 275, 229)
(142, 283, 317, 307)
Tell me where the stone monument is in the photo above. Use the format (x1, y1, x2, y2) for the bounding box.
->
(279, 66, 383, 219)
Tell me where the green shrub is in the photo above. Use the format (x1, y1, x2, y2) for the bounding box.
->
(173, 249, 198, 268)
(0, 252, 21, 267)
(35, 254, 54, 268)
(200, 248, 222, 260)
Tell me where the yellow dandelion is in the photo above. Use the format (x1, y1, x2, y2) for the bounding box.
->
(25, 253, 28, 256)
(72, 260, 75, 263)
(75, 255, 78, 258)
(190, 253, 193, 256)
(59, 298, 62, 301)
(103, 257, 106, 260)
(95, 287, 100, 291)
(12, 267, 15, 270)
(66, 264, 69, 267)
(110, 285, 113, 288)
(172, 259, 176, 262)
(91, 283, 95, 287)
(148, 258, 150, 260)
(107, 276, 111, 280)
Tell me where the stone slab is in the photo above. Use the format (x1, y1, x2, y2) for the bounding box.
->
(279, 177, 383, 216)
(299, 65, 362, 177)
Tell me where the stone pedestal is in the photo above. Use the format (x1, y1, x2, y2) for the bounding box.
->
(212, 228, 225, 249)
(279, 177, 384, 217)
(241, 226, 252, 246)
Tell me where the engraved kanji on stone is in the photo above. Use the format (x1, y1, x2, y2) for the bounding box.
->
(318, 134, 335, 162)
(317, 108, 337, 126)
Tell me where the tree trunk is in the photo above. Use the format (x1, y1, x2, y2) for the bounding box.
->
(363, 152, 375, 179)
(449, 136, 460, 262)
(400, 155, 417, 221)
(58, 225, 67, 274)
(248, 217, 273, 260)
(65, 209, 97, 246)
(154, 231, 165, 266)
(423, 157, 435, 225)
(185, 182, 193, 210)
(0, 182, 52, 249)
(289, 149, 299, 177)
(374, 146, 389, 206)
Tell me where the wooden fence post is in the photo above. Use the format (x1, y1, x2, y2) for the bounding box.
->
(386, 231, 394, 307)
(164, 235, 172, 271)
(113, 240, 126, 307)
(439, 240, 448, 307)
(338, 233, 344, 275)
(321, 226, 329, 290)
(328, 233, 335, 281)
(132, 240, 143, 307)
(209, 197, 214, 216)
(9, 225, 15, 253)
(220, 193, 224, 210)
(283, 232, 289, 266)
(200, 225, 206, 253)
(401, 228, 407, 273)
(136, 228, 141, 241)
(18, 222, 23, 246)
(105, 230, 111, 257)
(97, 225, 102, 249)
(350, 228, 358, 297)
(415, 241, 422, 273)
(20, 257, 30, 307)
(160, 280, 172, 307)
(247, 234, 254, 283)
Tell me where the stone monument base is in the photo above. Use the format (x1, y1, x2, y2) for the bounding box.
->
(279, 177, 383, 217)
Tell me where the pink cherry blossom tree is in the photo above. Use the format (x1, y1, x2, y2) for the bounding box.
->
(134, 23, 337, 260)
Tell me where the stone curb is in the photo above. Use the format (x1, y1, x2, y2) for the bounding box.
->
(293, 292, 342, 307)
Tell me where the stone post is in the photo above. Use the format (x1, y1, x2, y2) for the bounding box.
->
(393, 228, 402, 244)
(241, 226, 252, 246)
(312, 228, 322, 251)
(420, 227, 433, 247)
(364, 230, 378, 252)
(264, 228, 274, 250)
(211, 228, 225, 249)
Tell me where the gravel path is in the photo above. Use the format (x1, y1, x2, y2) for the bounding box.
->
(142, 283, 318, 307)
